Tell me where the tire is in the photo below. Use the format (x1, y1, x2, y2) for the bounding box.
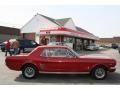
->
(1, 48, 5, 52)
(1, 49, 4, 52)
(17, 48, 21, 54)
(22, 64, 38, 79)
(91, 66, 107, 80)
(18, 48, 24, 54)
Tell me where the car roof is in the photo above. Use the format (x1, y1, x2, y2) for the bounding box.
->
(37, 45, 69, 48)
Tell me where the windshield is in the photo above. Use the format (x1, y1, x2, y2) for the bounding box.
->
(68, 48, 79, 57)
(30, 41, 37, 45)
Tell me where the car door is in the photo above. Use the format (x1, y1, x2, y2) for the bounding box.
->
(40, 47, 83, 72)
(39, 48, 66, 72)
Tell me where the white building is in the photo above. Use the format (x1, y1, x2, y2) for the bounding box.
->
(21, 13, 99, 50)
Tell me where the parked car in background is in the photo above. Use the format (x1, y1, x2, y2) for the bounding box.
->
(0, 41, 7, 52)
(5, 45, 116, 80)
(17, 39, 39, 53)
(101, 44, 112, 48)
(47, 42, 73, 48)
(111, 43, 118, 49)
(86, 44, 99, 51)
(0, 39, 39, 53)
(118, 44, 120, 53)
(47, 42, 67, 46)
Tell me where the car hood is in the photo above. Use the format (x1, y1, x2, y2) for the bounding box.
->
(80, 54, 112, 59)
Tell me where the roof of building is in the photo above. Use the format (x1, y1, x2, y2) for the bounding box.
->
(39, 14, 98, 40)
(39, 14, 94, 32)
(40, 14, 71, 26)
(39, 14, 60, 26)
(0, 26, 20, 36)
(55, 18, 71, 26)
(76, 26, 94, 35)
(21, 14, 99, 40)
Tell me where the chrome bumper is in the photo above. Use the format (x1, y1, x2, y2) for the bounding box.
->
(109, 67, 116, 72)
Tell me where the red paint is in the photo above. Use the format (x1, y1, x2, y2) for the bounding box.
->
(5, 46, 116, 73)
(5, 40, 11, 49)
(40, 27, 98, 40)
(40, 27, 94, 37)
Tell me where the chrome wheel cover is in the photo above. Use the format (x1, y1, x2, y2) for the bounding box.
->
(24, 67, 35, 78)
(95, 68, 106, 79)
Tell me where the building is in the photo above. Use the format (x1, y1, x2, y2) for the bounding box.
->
(21, 14, 99, 50)
(0, 26, 21, 42)
(97, 37, 120, 46)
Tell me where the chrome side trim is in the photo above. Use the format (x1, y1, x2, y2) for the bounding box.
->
(110, 67, 116, 69)
(39, 71, 90, 74)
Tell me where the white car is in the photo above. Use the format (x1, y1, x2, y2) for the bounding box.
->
(47, 42, 68, 46)
(47, 42, 74, 49)
(86, 44, 99, 51)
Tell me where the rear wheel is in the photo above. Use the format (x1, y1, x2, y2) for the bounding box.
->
(91, 66, 107, 80)
(22, 65, 38, 79)
(1, 48, 5, 52)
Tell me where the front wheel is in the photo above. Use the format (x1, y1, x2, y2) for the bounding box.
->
(91, 66, 107, 80)
(22, 65, 38, 79)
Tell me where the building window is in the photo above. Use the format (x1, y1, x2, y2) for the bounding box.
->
(50, 36, 57, 42)
(63, 36, 75, 43)
(76, 38, 83, 50)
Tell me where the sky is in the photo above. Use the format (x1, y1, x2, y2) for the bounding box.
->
(0, 5, 120, 38)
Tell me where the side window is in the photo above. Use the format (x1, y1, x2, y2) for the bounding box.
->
(66, 49, 76, 58)
(41, 48, 54, 57)
(41, 49, 46, 57)
(54, 48, 67, 57)
(41, 48, 65, 57)
(41, 48, 76, 58)
(24, 41, 30, 47)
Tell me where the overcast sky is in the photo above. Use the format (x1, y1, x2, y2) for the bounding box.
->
(0, 5, 120, 38)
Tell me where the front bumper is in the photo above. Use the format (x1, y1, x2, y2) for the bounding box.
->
(109, 67, 116, 72)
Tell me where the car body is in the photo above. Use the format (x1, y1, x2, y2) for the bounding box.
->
(17, 39, 39, 53)
(86, 44, 99, 51)
(111, 43, 118, 49)
(118, 44, 120, 53)
(5, 45, 116, 80)
(0, 41, 7, 52)
(0, 39, 39, 53)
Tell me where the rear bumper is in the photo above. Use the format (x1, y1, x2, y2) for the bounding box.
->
(109, 67, 116, 72)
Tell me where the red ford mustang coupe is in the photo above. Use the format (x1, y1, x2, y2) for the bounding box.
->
(5, 45, 116, 80)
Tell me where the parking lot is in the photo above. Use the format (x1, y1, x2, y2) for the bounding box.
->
(0, 48, 120, 85)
